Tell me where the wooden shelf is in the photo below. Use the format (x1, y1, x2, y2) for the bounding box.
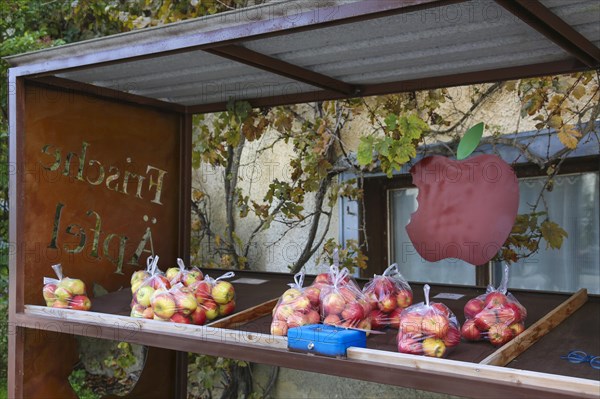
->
(16, 271, 600, 398)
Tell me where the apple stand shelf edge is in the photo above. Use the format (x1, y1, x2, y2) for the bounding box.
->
(6, 0, 600, 398)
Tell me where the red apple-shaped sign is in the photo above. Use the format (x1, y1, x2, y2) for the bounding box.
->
(406, 154, 519, 265)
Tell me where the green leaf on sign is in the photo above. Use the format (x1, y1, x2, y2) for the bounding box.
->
(457, 122, 484, 160)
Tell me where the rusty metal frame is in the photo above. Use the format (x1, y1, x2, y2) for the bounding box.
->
(6, 0, 600, 397)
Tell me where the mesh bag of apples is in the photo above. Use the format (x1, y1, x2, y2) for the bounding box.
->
(130, 256, 236, 325)
(42, 264, 91, 310)
(130, 256, 171, 319)
(461, 264, 527, 346)
(363, 264, 413, 330)
(189, 272, 237, 324)
(166, 258, 204, 287)
(271, 271, 321, 336)
(397, 285, 461, 358)
(320, 265, 372, 331)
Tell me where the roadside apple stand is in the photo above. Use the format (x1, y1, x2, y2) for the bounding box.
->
(5, 1, 600, 398)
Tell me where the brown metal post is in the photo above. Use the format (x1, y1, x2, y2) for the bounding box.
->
(173, 112, 193, 399)
(7, 71, 25, 399)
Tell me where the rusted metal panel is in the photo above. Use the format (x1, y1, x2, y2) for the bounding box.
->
(16, 82, 182, 398)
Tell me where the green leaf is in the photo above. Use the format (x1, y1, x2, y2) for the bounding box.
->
(457, 122, 484, 160)
(357, 137, 374, 165)
(540, 220, 568, 249)
(384, 114, 398, 130)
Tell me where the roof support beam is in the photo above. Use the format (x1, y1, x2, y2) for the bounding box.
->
(186, 58, 590, 114)
(205, 45, 358, 95)
(495, 0, 600, 67)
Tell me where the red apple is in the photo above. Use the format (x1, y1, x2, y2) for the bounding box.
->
(287, 312, 308, 328)
(303, 286, 321, 307)
(43, 284, 58, 302)
(464, 298, 485, 319)
(170, 313, 191, 324)
(70, 295, 92, 311)
(131, 270, 150, 285)
(142, 307, 154, 319)
(372, 278, 395, 297)
(149, 275, 170, 290)
(396, 289, 413, 309)
(398, 333, 423, 355)
(421, 314, 449, 338)
(212, 281, 235, 304)
(339, 286, 357, 303)
(60, 278, 86, 296)
(165, 267, 181, 283)
(203, 300, 219, 320)
(495, 307, 517, 325)
(406, 155, 519, 265)
(377, 294, 397, 313)
(290, 295, 311, 313)
(399, 313, 423, 335)
(422, 338, 446, 357)
(443, 325, 461, 348)
(281, 288, 302, 304)
(190, 307, 207, 325)
(461, 319, 483, 341)
(341, 303, 364, 323)
(218, 300, 235, 316)
(388, 308, 403, 329)
(183, 270, 203, 287)
(323, 314, 342, 326)
(54, 286, 72, 302)
(305, 309, 321, 325)
(193, 281, 212, 303)
(357, 318, 372, 333)
(369, 310, 388, 330)
(364, 292, 378, 311)
(52, 300, 69, 309)
(474, 309, 497, 331)
(274, 304, 294, 321)
(506, 302, 524, 323)
(271, 320, 289, 336)
(485, 292, 508, 308)
(322, 292, 345, 315)
(508, 322, 525, 337)
(431, 303, 450, 318)
(152, 293, 176, 319)
(488, 323, 514, 346)
(174, 290, 197, 315)
(314, 273, 331, 285)
(130, 304, 145, 318)
(135, 285, 155, 307)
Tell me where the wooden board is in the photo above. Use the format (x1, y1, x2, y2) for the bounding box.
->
(347, 347, 600, 399)
(480, 288, 588, 366)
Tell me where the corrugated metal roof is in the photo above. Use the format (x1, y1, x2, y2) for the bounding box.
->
(5, 0, 600, 112)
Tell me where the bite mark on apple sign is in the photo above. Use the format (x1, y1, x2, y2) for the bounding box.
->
(406, 155, 519, 265)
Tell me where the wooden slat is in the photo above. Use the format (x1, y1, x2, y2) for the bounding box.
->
(208, 298, 278, 329)
(347, 347, 600, 399)
(480, 288, 588, 366)
(24, 305, 288, 349)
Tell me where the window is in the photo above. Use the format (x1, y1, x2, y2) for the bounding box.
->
(359, 155, 600, 294)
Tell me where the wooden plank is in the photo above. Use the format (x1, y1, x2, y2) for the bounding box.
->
(480, 288, 588, 366)
(24, 305, 288, 349)
(208, 298, 278, 329)
(347, 347, 600, 399)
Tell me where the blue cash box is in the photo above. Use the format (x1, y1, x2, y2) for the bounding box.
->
(287, 324, 367, 357)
